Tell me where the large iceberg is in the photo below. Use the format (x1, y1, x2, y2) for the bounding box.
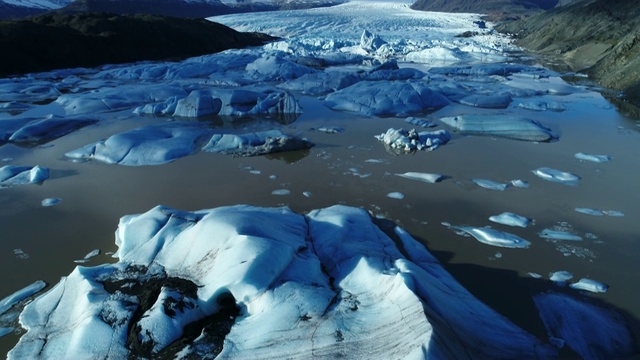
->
(9, 205, 557, 359)
(324, 81, 449, 116)
(439, 114, 557, 142)
(0, 165, 49, 188)
(202, 130, 313, 157)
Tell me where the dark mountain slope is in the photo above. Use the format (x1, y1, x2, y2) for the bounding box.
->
(497, 0, 640, 107)
(57, 0, 239, 18)
(0, 12, 275, 77)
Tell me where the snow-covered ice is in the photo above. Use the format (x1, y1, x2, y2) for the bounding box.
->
(439, 115, 557, 142)
(395, 172, 447, 184)
(569, 278, 609, 293)
(489, 212, 532, 228)
(533, 167, 580, 185)
(9, 205, 556, 359)
(446, 225, 531, 248)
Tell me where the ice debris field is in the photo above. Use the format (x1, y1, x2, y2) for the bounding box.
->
(0, 0, 638, 358)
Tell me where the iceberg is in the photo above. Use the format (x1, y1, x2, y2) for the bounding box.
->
(324, 81, 449, 116)
(172, 91, 223, 118)
(386, 191, 405, 199)
(395, 172, 447, 184)
(0, 165, 49, 188)
(375, 128, 451, 154)
(569, 278, 609, 293)
(360, 29, 388, 53)
(549, 271, 573, 285)
(575, 152, 612, 163)
(202, 130, 313, 157)
(245, 55, 317, 82)
(489, 212, 532, 228)
(41, 198, 61, 207)
(534, 292, 636, 359)
(518, 101, 566, 112)
(539, 229, 582, 241)
(533, 167, 580, 185)
(9, 205, 556, 359)
(458, 94, 512, 109)
(0, 281, 47, 316)
(65, 123, 213, 166)
(446, 225, 531, 248)
(575, 208, 604, 216)
(472, 178, 509, 191)
(439, 114, 557, 142)
(6, 115, 97, 144)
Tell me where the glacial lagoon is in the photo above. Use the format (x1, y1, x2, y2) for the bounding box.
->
(1, 0, 639, 357)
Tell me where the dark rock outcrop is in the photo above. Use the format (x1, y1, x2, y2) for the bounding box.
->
(497, 0, 640, 108)
(0, 12, 275, 77)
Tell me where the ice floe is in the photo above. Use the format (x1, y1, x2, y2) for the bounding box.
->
(472, 178, 509, 191)
(569, 278, 609, 294)
(574, 152, 612, 163)
(202, 130, 313, 157)
(539, 229, 582, 242)
(510, 179, 530, 188)
(549, 271, 573, 285)
(533, 167, 580, 185)
(324, 81, 449, 116)
(386, 192, 405, 199)
(0, 281, 47, 317)
(445, 225, 531, 248)
(271, 189, 290, 195)
(439, 114, 557, 142)
(41, 198, 61, 207)
(534, 292, 636, 359)
(9, 205, 556, 359)
(395, 172, 447, 184)
(65, 123, 212, 166)
(489, 212, 532, 228)
(518, 100, 566, 112)
(458, 94, 512, 109)
(375, 128, 451, 154)
(0, 165, 49, 188)
(74, 249, 101, 264)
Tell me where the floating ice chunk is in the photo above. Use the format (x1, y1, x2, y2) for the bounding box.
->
(315, 126, 344, 134)
(202, 130, 313, 157)
(510, 179, 530, 188)
(570, 278, 609, 293)
(439, 115, 557, 142)
(74, 249, 100, 264)
(575, 208, 604, 216)
(271, 189, 290, 196)
(447, 225, 531, 248)
(534, 292, 636, 359)
(533, 167, 580, 185)
(375, 128, 451, 154)
(405, 117, 437, 128)
(518, 101, 566, 112)
(246, 55, 316, 82)
(395, 172, 447, 184)
(549, 271, 573, 285)
(172, 91, 222, 118)
(489, 212, 531, 228)
(575, 152, 611, 163)
(472, 178, 508, 191)
(528, 272, 543, 279)
(0, 165, 49, 188)
(41, 198, 61, 207)
(325, 81, 449, 116)
(602, 210, 624, 217)
(386, 192, 405, 199)
(302, 191, 312, 197)
(458, 94, 512, 109)
(539, 229, 582, 241)
(65, 123, 212, 166)
(0, 281, 47, 316)
(7, 115, 97, 145)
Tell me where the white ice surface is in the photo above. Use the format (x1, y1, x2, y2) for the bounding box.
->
(395, 172, 446, 184)
(569, 278, 609, 293)
(446, 225, 531, 249)
(489, 212, 532, 228)
(533, 167, 580, 185)
(375, 128, 451, 153)
(575, 152, 611, 163)
(539, 229, 582, 241)
(10, 205, 555, 359)
(549, 271, 573, 284)
(472, 178, 508, 191)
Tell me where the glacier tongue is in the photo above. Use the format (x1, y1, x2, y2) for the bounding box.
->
(9, 205, 556, 359)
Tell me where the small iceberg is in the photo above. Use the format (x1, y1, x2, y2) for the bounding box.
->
(375, 128, 451, 154)
(439, 114, 557, 142)
(74, 249, 100, 264)
(539, 229, 582, 241)
(533, 167, 580, 185)
(472, 178, 508, 191)
(550, 271, 573, 285)
(570, 278, 609, 293)
(0, 281, 47, 316)
(458, 94, 512, 109)
(575, 152, 611, 163)
(489, 212, 532, 228)
(203, 130, 313, 157)
(0, 165, 49, 188)
(41, 198, 61, 207)
(395, 172, 447, 184)
(271, 189, 290, 196)
(446, 225, 531, 248)
(510, 179, 529, 188)
(387, 192, 405, 199)
(602, 210, 624, 217)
